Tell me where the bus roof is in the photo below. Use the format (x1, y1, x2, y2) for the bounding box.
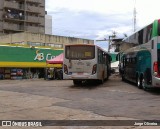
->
(123, 19, 158, 42)
(124, 45, 150, 54)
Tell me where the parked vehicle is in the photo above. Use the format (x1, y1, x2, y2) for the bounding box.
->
(63, 44, 112, 85)
(118, 19, 160, 89)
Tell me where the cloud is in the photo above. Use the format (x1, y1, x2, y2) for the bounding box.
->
(46, 0, 160, 38)
(46, 0, 160, 51)
(46, 0, 133, 15)
(47, 7, 133, 40)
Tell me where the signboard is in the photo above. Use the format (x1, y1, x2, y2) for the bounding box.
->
(0, 45, 63, 68)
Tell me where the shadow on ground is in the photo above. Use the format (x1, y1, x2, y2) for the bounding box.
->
(69, 80, 108, 90)
(122, 79, 160, 95)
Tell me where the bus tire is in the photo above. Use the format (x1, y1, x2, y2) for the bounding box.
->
(141, 76, 148, 91)
(137, 75, 142, 89)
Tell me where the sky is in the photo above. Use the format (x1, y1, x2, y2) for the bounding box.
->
(46, 0, 160, 50)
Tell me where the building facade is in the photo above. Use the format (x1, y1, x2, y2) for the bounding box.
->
(0, 0, 45, 35)
(0, 32, 94, 49)
(0, 44, 63, 79)
(0, 32, 94, 80)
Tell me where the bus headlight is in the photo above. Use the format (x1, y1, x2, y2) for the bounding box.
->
(64, 64, 68, 74)
(92, 64, 97, 74)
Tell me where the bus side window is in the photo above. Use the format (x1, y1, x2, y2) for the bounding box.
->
(98, 50, 101, 63)
(133, 57, 137, 64)
(146, 24, 152, 42)
(127, 58, 129, 65)
(123, 57, 126, 67)
(98, 49, 103, 64)
(132, 57, 134, 64)
(104, 54, 107, 65)
(124, 58, 127, 66)
(102, 52, 105, 64)
(138, 29, 143, 44)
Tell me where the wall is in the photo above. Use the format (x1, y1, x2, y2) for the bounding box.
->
(0, 32, 94, 48)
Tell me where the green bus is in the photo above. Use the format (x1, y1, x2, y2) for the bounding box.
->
(119, 19, 160, 89)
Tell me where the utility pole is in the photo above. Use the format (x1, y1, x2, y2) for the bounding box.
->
(133, 0, 136, 32)
(108, 35, 115, 52)
(108, 32, 116, 52)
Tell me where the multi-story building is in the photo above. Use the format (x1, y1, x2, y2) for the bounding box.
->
(0, 0, 45, 35)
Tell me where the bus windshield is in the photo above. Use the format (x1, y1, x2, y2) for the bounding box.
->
(65, 45, 95, 60)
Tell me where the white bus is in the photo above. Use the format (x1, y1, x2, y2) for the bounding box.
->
(63, 44, 112, 85)
(118, 19, 160, 90)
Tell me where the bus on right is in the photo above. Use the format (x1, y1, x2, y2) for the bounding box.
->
(119, 19, 160, 90)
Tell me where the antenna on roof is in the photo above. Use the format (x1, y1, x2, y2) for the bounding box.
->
(133, 0, 136, 32)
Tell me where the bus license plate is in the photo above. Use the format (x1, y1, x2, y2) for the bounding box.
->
(77, 72, 83, 75)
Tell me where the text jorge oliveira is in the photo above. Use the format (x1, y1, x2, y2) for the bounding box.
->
(134, 121, 158, 126)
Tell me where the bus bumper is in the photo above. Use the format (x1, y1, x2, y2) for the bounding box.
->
(152, 76, 160, 87)
(63, 73, 97, 80)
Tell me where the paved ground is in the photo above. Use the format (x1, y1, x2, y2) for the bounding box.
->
(0, 74, 160, 129)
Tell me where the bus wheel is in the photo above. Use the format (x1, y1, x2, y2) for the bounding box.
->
(137, 76, 142, 89)
(142, 77, 147, 90)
